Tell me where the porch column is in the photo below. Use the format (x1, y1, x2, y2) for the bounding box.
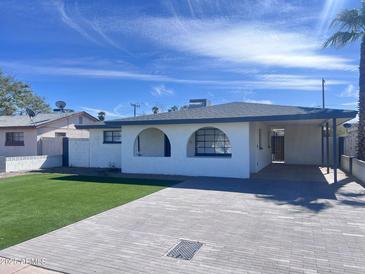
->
(332, 118, 337, 184)
(326, 122, 330, 174)
(321, 126, 324, 165)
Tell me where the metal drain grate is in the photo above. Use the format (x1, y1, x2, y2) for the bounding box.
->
(166, 240, 203, 260)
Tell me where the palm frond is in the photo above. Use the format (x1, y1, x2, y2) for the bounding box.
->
(330, 9, 364, 32)
(323, 31, 363, 48)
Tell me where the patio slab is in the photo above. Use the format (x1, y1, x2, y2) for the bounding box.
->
(1, 169, 365, 274)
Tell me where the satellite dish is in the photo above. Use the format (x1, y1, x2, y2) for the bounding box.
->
(56, 101, 66, 111)
(343, 123, 352, 129)
(26, 108, 36, 118)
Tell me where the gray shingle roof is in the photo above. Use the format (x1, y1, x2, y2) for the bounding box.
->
(0, 112, 85, 128)
(105, 102, 357, 126)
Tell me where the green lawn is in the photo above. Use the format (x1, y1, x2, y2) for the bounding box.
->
(0, 173, 177, 250)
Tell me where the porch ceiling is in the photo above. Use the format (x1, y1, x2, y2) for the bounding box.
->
(264, 117, 351, 127)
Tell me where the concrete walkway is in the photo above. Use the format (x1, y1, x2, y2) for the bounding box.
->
(1, 170, 365, 273)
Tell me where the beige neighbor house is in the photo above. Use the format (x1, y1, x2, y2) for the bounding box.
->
(0, 112, 98, 156)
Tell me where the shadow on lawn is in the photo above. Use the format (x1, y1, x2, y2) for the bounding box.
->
(52, 175, 178, 187)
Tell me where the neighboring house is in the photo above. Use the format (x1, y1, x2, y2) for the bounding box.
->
(0, 112, 98, 156)
(76, 100, 357, 180)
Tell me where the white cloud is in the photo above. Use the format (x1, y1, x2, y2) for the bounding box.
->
(340, 84, 358, 98)
(52, 0, 100, 45)
(0, 61, 168, 81)
(52, 0, 119, 48)
(0, 62, 349, 91)
(341, 102, 358, 106)
(114, 17, 356, 71)
(151, 84, 174, 96)
(257, 74, 346, 91)
(317, 0, 346, 37)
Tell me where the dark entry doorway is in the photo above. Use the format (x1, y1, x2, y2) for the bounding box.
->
(62, 137, 69, 167)
(271, 129, 285, 162)
(164, 134, 171, 157)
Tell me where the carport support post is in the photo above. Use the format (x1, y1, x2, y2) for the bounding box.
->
(332, 118, 337, 184)
(321, 126, 324, 165)
(326, 122, 330, 174)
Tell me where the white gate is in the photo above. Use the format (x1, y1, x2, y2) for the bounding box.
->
(69, 139, 90, 167)
(38, 137, 63, 155)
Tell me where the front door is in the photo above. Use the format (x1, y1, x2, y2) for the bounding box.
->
(272, 135, 285, 162)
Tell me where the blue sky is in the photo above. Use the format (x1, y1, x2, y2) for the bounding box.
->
(0, 0, 361, 119)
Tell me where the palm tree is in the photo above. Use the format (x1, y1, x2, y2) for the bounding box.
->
(152, 106, 159, 114)
(168, 105, 179, 112)
(324, 3, 365, 160)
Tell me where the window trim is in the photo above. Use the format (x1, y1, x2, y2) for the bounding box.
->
(5, 132, 24, 146)
(258, 128, 263, 150)
(103, 130, 121, 144)
(55, 132, 66, 137)
(194, 127, 232, 157)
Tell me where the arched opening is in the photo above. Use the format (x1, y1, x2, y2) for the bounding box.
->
(134, 128, 171, 157)
(187, 127, 232, 157)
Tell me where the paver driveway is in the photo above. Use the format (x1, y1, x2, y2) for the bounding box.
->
(1, 170, 365, 274)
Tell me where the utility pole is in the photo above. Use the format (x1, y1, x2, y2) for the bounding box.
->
(322, 78, 325, 109)
(130, 103, 140, 117)
(321, 78, 325, 166)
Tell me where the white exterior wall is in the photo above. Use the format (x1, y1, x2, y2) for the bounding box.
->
(121, 122, 250, 178)
(69, 129, 121, 168)
(284, 124, 322, 165)
(353, 158, 365, 183)
(0, 128, 38, 156)
(249, 122, 272, 173)
(89, 129, 121, 168)
(341, 155, 352, 174)
(5, 155, 62, 172)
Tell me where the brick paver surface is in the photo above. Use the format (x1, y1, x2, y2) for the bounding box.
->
(1, 167, 364, 273)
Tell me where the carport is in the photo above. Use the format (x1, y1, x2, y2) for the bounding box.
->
(252, 115, 355, 184)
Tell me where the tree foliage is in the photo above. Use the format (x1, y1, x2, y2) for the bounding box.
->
(324, 3, 365, 160)
(152, 106, 159, 114)
(168, 105, 179, 112)
(0, 70, 50, 115)
(323, 7, 365, 47)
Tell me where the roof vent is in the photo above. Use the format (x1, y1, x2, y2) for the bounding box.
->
(188, 99, 211, 108)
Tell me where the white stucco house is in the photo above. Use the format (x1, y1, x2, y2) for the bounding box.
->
(76, 100, 357, 182)
(0, 112, 98, 156)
